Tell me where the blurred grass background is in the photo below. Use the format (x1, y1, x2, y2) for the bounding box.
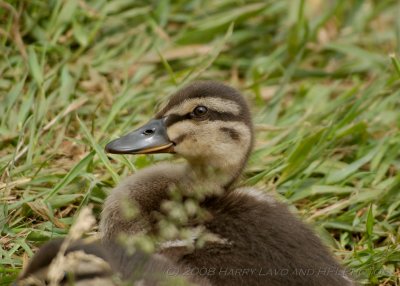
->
(1, 0, 400, 284)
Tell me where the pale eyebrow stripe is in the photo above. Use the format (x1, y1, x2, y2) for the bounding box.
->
(164, 97, 241, 116)
(167, 121, 251, 148)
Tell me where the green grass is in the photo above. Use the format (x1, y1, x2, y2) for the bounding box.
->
(1, 0, 400, 285)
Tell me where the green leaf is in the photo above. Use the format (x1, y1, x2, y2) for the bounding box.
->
(280, 130, 323, 182)
(44, 151, 95, 201)
(77, 116, 119, 183)
(73, 21, 89, 47)
(390, 54, 400, 78)
(326, 147, 380, 184)
(366, 204, 374, 237)
(48, 194, 82, 208)
(27, 46, 43, 86)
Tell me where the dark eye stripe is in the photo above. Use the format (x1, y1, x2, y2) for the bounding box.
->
(165, 113, 192, 127)
(164, 110, 245, 127)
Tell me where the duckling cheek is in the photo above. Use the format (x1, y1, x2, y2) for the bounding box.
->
(171, 133, 210, 159)
(172, 140, 193, 156)
(166, 121, 201, 156)
(175, 136, 205, 157)
(179, 124, 235, 159)
(166, 121, 190, 142)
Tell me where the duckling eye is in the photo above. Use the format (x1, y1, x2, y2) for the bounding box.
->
(193, 106, 208, 117)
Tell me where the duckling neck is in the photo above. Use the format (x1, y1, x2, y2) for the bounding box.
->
(184, 159, 245, 191)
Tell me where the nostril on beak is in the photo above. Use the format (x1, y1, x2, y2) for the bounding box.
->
(143, 129, 155, 136)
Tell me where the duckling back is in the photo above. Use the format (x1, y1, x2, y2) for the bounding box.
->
(177, 188, 354, 286)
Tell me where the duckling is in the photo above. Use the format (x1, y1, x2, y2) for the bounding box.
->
(16, 238, 210, 286)
(101, 81, 354, 286)
(16, 238, 114, 286)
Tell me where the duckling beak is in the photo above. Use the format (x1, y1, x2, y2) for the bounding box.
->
(105, 118, 174, 154)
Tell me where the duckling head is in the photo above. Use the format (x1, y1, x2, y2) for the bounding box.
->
(106, 81, 253, 187)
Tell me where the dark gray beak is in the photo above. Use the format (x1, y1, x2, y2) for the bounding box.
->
(105, 119, 174, 154)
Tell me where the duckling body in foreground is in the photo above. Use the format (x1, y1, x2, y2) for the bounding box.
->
(101, 82, 353, 286)
(16, 238, 210, 286)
